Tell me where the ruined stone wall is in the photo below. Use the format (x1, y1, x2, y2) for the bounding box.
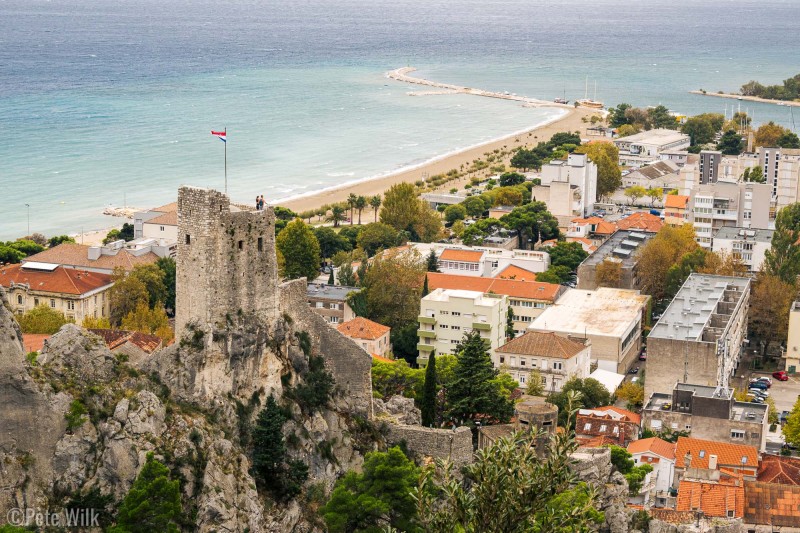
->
(386, 424, 473, 466)
(279, 279, 373, 418)
(176, 186, 278, 335)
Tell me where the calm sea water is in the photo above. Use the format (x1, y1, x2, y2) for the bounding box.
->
(1, 0, 799, 239)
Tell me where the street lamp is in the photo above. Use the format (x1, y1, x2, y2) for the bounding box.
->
(24, 203, 30, 235)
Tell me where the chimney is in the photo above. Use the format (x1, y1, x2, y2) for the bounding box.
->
(708, 454, 717, 470)
(684, 451, 692, 470)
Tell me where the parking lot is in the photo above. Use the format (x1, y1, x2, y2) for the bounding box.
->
(751, 373, 800, 414)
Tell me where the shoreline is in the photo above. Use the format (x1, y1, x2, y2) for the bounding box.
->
(689, 90, 800, 108)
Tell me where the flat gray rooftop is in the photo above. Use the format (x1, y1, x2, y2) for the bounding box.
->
(713, 226, 774, 243)
(644, 392, 672, 411)
(731, 402, 767, 422)
(580, 230, 653, 268)
(675, 382, 733, 400)
(649, 274, 749, 342)
(307, 283, 360, 301)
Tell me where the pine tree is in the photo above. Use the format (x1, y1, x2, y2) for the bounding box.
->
(327, 269, 335, 284)
(426, 250, 440, 272)
(446, 331, 514, 426)
(252, 395, 287, 483)
(421, 351, 437, 427)
(422, 274, 429, 297)
(110, 453, 182, 533)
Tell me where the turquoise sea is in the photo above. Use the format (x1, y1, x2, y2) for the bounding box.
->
(1, 0, 799, 239)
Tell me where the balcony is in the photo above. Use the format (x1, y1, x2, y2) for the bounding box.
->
(472, 322, 491, 331)
(417, 343, 435, 352)
(418, 315, 436, 325)
(418, 330, 437, 339)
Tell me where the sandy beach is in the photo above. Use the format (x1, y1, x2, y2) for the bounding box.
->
(280, 105, 601, 214)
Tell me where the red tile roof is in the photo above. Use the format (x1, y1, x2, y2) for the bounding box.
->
(665, 195, 690, 209)
(616, 212, 664, 233)
(427, 272, 562, 302)
(371, 353, 395, 364)
(439, 249, 484, 262)
(494, 264, 537, 281)
(145, 211, 178, 226)
(594, 221, 618, 235)
(677, 477, 744, 518)
(152, 202, 177, 213)
(627, 437, 676, 460)
(0, 264, 113, 296)
(88, 329, 163, 354)
(588, 405, 642, 426)
(675, 437, 759, 470)
(744, 481, 800, 527)
(22, 333, 50, 353)
(497, 331, 588, 359)
(24, 243, 159, 272)
(758, 454, 800, 486)
(577, 435, 618, 448)
(337, 317, 390, 340)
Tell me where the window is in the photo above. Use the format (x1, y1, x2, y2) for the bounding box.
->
(440, 324, 449, 329)
(330, 316, 339, 323)
(499, 356, 505, 364)
(553, 362, 563, 370)
(452, 326, 461, 331)
(329, 303, 339, 310)
(731, 430, 745, 440)
(238, 240, 243, 250)
(599, 424, 607, 432)
(450, 340, 459, 344)
(67, 301, 75, 310)
(50, 299, 56, 308)
(583, 423, 591, 431)
(699, 450, 706, 458)
(726, 510, 734, 518)
(315, 302, 324, 308)
(519, 301, 533, 308)
(440, 310, 450, 315)
(613, 426, 619, 434)
(34, 298, 39, 306)
(741, 456, 748, 464)
(541, 375, 546, 384)
(160, 226, 165, 231)
(16, 295, 22, 305)
(452, 311, 461, 317)
(185, 234, 191, 245)
(520, 358, 526, 366)
(519, 375, 526, 384)
(258, 237, 263, 252)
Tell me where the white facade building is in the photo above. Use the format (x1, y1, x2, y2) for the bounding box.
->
(711, 227, 774, 272)
(614, 129, 691, 166)
(627, 437, 676, 508)
(418, 288, 508, 366)
(538, 153, 598, 221)
(688, 181, 772, 247)
(495, 331, 590, 392)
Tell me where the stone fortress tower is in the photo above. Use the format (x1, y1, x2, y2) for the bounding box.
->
(175, 186, 278, 334)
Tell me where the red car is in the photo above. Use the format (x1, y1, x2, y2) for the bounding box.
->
(772, 371, 789, 381)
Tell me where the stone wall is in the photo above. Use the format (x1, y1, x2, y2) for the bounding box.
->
(279, 279, 373, 418)
(176, 186, 278, 335)
(385, 424, 473, 466)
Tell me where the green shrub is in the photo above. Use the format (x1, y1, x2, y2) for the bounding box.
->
(65, 399, 88, 431)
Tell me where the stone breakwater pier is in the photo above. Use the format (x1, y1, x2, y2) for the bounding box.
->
(387, 66, 572, 109)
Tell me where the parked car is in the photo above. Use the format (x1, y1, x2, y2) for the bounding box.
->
(781, 411, 791, 424)
(752, 390, 769, 398)
(638, 353, 647, 361)
(629, 367, 639, 374)
(750, 378, 772, 388)
(748, 381, 769, 390)
(751, 396, 766, 404)
(773, 371, 789, 381)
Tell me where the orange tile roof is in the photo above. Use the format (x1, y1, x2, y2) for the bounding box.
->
(649, 509, 695, 524)
(145, 211, 178, 226)
(627, 437, 676, 460)
(677, 478, 744, 518)
(24, 243, 159, 272)
(0, 264, 113, 296)
(589, 406, 642, 426)
(22, 333, 50, 353)
(427, 272, 562, 302)
(616, 212, 663, 233)
(572, 216, 604, 225)
(88, 329, 163, 354)
(758, 454, 800, 486)
(439, 249, 485, 262)
(675, 437, 759, 470)
(665, 195, 690, 209)
(152, 201, 178, 212)
(577, 435, 618, 448)
(595, 221, 618, 234)
(744, 481, 800, 527)
(497, 331, 588, 359)
(337, 317, 390, 340)
(494, 264, 537, 281)
(371, 353, 395, 364)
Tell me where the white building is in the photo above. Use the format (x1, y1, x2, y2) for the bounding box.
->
(627, 437, 676, 508)
(762, 147, 800, 208)
(785, 301, 800, 374)
(337, 317, 391, 358)
(142, 210, 178, 243)
(528, 288, 649, 374)
(688, 180, 773, 247)
(418, 288, 508, 366)
(409, 243, 551, 277)
(614, 129, 691, 166)
(621, 160, 681, 190)
(711, 227, 774, 272)
(495, 331, 590, 392)
(538, 153, 598, 222)
(134, 202, 177, 239)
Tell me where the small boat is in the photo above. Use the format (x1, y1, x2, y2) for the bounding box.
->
(554, 97, 568, 104)
(777, 102, 786, 106)
(577, 99, 604, 109)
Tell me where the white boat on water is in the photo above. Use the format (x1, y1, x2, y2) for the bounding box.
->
(577, 77, 604, 109)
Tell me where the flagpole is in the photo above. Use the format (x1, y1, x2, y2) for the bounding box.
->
(224, 127, 227, 194)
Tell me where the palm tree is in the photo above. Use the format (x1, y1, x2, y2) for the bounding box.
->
(328, 205, 346, 228)
(347, 193, 357, 225)
(370, 195, 382, 222)
(355, 196, 367, 225)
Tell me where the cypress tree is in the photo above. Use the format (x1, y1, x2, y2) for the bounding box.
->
(327, 269, 335, 285)
(446, 331, 514, 426)
(421, 350, 437, 427)
(506, 306, 515, 340)
(252, 395, 287, 483)
(422, 274, 429, 297)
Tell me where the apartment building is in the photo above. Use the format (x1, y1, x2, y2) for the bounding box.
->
(417, 288, 508, 366)
(688, 181, 772, 247)
(762, 147, 800, 209)
(614, 129, 691, 166)
(664, 195, 690, 226)
(538, 153, 598, 221)
(711, 227, 774, 272)
(785, 301, 800, 373)
(528, 287, 649, 374)
(0, 262, 113, 323)
(306, 283, 358, 325)
(576, 230, 654, 290)
(426, 272, 565, 337)
(627, 438, 676, 508)
(495, 331, 590, 391)
(642, 383, 768, 452)
(698, 150, 722, 185)
(646, 274, 750, 400)
(409, 243, 551, 277)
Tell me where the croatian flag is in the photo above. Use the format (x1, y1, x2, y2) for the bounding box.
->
(211, 130, 227, 142)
